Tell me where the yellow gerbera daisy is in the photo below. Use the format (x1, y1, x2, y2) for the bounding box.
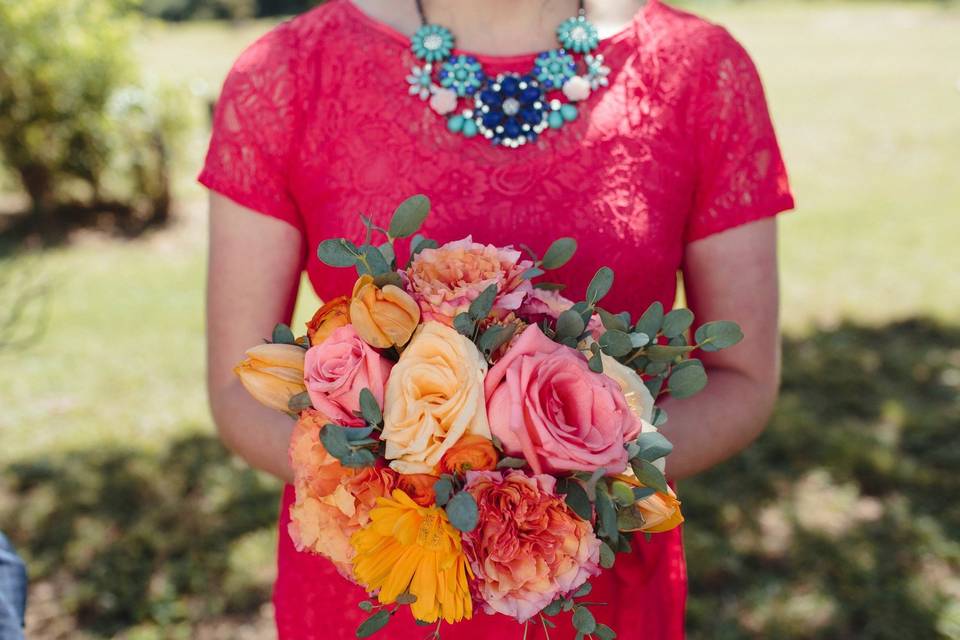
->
(351, 489, 474, 624)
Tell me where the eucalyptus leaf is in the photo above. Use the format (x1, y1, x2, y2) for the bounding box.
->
(573, 582, 592, 598)
(661, 308, 694, 338)
(287, 391, 312, 413)
(668, 359, 708, 399)
(541, 237, 577, 269)
(271, 323, 296, 345)
(572, 607, 597, 634)
(558, 479, 592, 521)
(496, 456, 527, 469)
(611, 481, 636, 506)
(599, 541, 615, 569)
(477, 324, 516, 358)
(533, 281, 566, 291)
(395, 592, 418, 605)
(358, 600, 373, 612)
(630, 332, 650, 348)
(372, 271, 404, 289)
(521, 267, 545, 279)
(599, 329, 633, 357)
(377, 242, 395, 268)
(409, 233, 437, 259)
(634, 301, 664, 339)
(669, 334, 688, 347)
(616, 506, 646, 531)
(645, 344, 696, 362)
(388, 194, 430, 239)
(644, 361, 669, 376)
(632, 431, 674, 462)
(358, 244, 391, 276)
(543, 599, 563, 616)
(586, 267, 614, 305)
(596, 307, 629, 332)
(445, 491, 479, 532)
(588, 348, 604, 373)
(595, 623, 618, 640)
(319, 424, 351, 459)
(356, 609, 391, 638)
(556, 309, 585, 339)
(652, 407, 668, 427)
(595, 487, 617, 539)
(344, 426, 376, 442)
(632, 487, 656, 500)
(468, 284, 498, 321)
(644, 375, 664, 398)
(453, 312, 476, 338)
(359, 388, 383, 425)
(340, 448, 377, 468)
(317, 238, 359, 267)
(433, 477, 453, 507)
(695, 320, 744, 352)
(630, 458, 669, 494)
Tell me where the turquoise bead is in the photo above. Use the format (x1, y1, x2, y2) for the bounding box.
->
(448, 115, 465, 133)
(560, 103, 578, 122)
(462, 119, 478, 138)
(548, 110, 565, 129)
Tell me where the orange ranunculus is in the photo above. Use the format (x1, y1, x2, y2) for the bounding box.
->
(396, 473, 439, 507)
(349, 275, 421, 349)
(306, 296, 351, 346)
(234, 343, 306, 413)
(440, 434, 498, 475)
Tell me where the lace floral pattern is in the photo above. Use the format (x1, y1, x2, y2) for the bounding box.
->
(198, 1, 793, 638)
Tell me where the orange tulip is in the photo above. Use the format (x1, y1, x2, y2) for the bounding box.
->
(349, 275, 420, 348)
(611, 473, 684, 533)
(234, 343, 306, 413)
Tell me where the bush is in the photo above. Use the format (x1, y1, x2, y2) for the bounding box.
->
(140, 0, 319, 21)
(0, 0, 189, 235)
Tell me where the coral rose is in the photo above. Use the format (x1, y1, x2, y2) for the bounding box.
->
(234, 343, 306, 413)
(404, 236, 533, 325)
(381, 321, 491, 474)
(303, 325, 392, 427)
(396, 473, 439, 507)
(439, 434, 498, 475)
(349, 275, 420, 348)
(485, 325, 644, 475)
(463, 471, 601, 622)
(306, 296, 351, 346)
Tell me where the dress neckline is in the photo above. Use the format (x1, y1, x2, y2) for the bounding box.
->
(339, 0, 656, 66)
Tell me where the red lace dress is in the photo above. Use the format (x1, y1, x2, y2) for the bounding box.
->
(198, 1, 793, 637)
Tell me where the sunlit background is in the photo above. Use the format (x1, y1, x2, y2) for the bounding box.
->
(1, 0, 958, 638)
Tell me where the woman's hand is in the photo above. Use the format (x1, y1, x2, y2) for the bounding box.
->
(660, 218, 781, 481)
(206, 193, 305, 483)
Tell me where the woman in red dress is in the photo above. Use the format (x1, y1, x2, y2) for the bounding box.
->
(200, 1, 793, 637)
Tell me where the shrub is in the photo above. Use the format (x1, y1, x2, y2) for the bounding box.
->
(0, 0, 188, 235)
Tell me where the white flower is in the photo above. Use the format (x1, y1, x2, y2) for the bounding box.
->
(429, 87, 458, 115)
(562, 75, 591, 102)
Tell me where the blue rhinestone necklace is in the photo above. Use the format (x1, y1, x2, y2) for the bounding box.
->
(406, 0, 610, 148)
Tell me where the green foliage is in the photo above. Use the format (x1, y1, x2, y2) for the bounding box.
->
(0, 0, 189, 230)
(140, 0, 318, 21)
(445, 491, 479, 533)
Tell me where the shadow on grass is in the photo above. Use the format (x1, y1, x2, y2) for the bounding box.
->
(2, 319, 958, 639)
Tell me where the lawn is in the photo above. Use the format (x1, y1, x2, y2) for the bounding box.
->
(1, 2, 958, 638)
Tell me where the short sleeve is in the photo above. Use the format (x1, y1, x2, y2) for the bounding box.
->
(197, 22, 305, 233)
(685, 27, 794, 244)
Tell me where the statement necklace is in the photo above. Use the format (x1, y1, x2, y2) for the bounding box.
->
(406, 0, 611, 148)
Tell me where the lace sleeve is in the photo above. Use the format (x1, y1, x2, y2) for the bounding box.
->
(684, 26, 794, 244)
(197, 22, 305, 233)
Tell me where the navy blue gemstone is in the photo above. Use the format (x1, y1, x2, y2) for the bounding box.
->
(480, 89, 501, 105)
(521, 107, 543, 124)
(482, 112, 502, 128)
(520, 86, 542, 103)
(543, 80, 553, 89)
(528, 131, 538, 143)
(439, 70, 448, 78)
(503, 120, 522, 138)
(500, 76, 520, 95)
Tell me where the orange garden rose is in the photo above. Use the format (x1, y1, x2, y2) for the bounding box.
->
(349, 275, 420, 348)
(439, 434, 498, 475)
(233, 343, 306, 413)
(396, 473, 439, 507)
(289, 409, 346, 497)
(404, 236, 533, 325)
(306, 295, 351, 346)
(463, 471, 601, 622)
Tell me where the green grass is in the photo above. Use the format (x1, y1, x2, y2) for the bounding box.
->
(1, 2, 959, 638)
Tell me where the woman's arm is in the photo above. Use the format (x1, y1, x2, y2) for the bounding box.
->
(658, 218, 781, 481)
(206, 193, 305, 483)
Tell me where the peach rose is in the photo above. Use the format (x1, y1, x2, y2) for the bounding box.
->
(439, 434, 498, 475)
(234, 343, 306, 413)
(485, 325, 644, 475)
(306, 296, 351, 346)
(463, 471, 601, 622)
(381, 321, 491, 474)
(349, 275, 421, 349)
(404, 236, 533, 325)
(303, 325, 392, 427)
(397, 473, 439, 507)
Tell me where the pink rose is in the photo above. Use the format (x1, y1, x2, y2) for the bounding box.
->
(303, 325, 392, 427)
(484, 325, 643, 475)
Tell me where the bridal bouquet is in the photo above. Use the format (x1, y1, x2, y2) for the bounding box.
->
(235, 196, 743, 638)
